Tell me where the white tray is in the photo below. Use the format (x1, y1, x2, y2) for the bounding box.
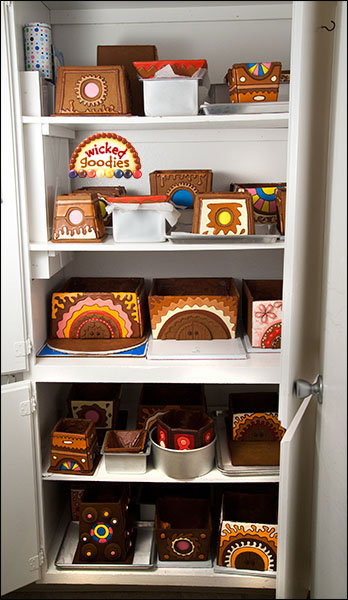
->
(55, 521, 155, 570)
(147, 335, 247, 360)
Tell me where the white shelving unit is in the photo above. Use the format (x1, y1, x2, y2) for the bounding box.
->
(2, 2, 346, 599)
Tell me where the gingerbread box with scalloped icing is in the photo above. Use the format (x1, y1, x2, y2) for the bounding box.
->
(51, 191, 106, 243)
(54, 66, 132, 116)
(242, 279, 283, 349)
(148, 277, 240, 340)
(48, 277, 148, 353)
(217, 485, 278, 572)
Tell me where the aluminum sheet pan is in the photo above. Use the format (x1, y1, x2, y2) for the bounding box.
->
(167, 232, 280, 244)
(214, 411, 279, 477)
(213, 558, 276, 578)
(201, 101, 289, 115)
(55, 521, 155, 570)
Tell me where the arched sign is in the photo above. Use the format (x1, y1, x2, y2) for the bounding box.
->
(69, 132, 142, 180)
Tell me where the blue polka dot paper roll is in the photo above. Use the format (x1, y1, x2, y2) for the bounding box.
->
(24, 23, 53, 80)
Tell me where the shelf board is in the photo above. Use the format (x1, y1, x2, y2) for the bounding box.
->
(42, 453, 280, 485)
(30, 236, 285, 252)
(22, 113, 289, 132)
(32, 352, 281, 384)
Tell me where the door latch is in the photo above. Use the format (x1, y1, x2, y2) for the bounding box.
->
(295, 375, 323, 404)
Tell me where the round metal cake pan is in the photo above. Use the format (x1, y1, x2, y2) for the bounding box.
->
(149, 428, 216, 479)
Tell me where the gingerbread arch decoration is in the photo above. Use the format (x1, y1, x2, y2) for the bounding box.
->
(69, 132, 142, 180)
(157, 309, 231, 340)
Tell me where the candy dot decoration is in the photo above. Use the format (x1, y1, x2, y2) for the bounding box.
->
(69, 133, 142, 180)
(69, 170, 78, 179)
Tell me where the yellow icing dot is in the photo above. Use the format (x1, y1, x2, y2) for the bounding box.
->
(217, 210, 232, 225)
(105, 168, 114, 178)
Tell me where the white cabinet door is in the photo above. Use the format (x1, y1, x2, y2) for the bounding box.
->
(1, 382, 41, 596)
(1, 1, 29, 375)
(279, 0, 337, 428)
(277, 394, 317, 599)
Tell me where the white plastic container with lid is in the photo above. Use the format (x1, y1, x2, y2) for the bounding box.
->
(133, 60, 210, 116)
(106, 195, 180, 243)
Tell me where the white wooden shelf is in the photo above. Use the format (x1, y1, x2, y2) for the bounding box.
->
(30, 236, 285, 252)
(41, 453, 280, 485)
(32, 353, 281, 384)
(22, 113, 289, 132)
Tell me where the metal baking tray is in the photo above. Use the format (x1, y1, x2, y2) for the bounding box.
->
(55, 520, 155, 570)
(214, 410, 279, 477)
(201, 101, 289, 115)
(213, 558, 276, 578)
(167, 222, 282, 244)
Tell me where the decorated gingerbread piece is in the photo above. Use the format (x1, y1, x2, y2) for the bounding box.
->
(54, 66, 132, 116)
(133, 59, 207, 79)
(157, 409, 214, 450)
(275, 187, 286, 235)
(52, 191, 106, 242)
(226, 62, 282, 103)
(48, 277, 148, 353)
(73, 483, 135, 564)
(69, 132, 142, 181)
(192, 192, 254, 235)
(67, 383, 121, 444)
(71, 186, 126, 227)
(103, 429, 147, 453)
(231, 182, 286, 225)
(49, 418, 100, 475)
(228, 391, 285, 466)
(148, 277, 240, 340)
(135, 383, 207, 430)
(242, 279, 282, 349)
(155, 496, 212, 562)
(217, 486, 278, 572)
(149, 170, 212, 210)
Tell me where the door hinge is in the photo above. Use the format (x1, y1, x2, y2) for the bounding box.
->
(20, 391, 37, 416)
(28, 548, 45, 571)
(14, 338, 32, 357)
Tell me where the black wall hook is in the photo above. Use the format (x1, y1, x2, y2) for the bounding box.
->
(320, 20, 336, 32)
